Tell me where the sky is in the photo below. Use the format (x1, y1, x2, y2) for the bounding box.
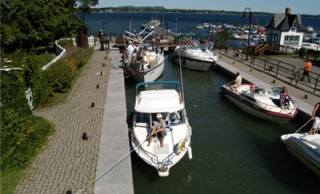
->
(96, 0, 320, 15)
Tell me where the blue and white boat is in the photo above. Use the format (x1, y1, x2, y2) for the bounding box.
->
(129, 81, 192, 176)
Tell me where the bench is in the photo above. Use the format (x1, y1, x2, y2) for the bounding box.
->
(306, 50, 320, 60)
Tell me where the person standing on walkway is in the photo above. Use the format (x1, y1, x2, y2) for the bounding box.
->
(126, 41, 135, 64)
(309, 102, 320, 135)
(301, 60, 312, 83)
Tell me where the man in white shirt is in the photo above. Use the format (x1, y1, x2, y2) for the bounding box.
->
(126, 41, 135, 64)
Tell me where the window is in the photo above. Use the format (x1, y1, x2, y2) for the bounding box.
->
(284, 35, 299, 47)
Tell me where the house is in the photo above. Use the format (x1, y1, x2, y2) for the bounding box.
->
(266, 7, 307, 49)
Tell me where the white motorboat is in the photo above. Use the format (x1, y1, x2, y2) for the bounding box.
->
(129, 81, 192, 176)
(220, 83, 298, 124)
(281, 132, 320, 177)
(170, 33, 218, 71)
(123, 29, 165, 83)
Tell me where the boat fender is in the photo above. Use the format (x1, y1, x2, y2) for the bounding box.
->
(188, 147, 192, 160)
(176, 140, 185, 155)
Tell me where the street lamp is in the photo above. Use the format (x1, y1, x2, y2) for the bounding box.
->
(175, 18, 177, 33)
(103, 20, 107, 34)
(242, 7, 252, 60)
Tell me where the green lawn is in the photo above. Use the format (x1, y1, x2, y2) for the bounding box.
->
(1, 169, 26, 194)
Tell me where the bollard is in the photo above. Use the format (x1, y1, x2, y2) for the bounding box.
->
(91, 102, 95, 108)
(82, 132, 88, 140)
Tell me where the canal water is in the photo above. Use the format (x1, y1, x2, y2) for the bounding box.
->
(85, 12, 320, 194)
(124, 55, 319, 194)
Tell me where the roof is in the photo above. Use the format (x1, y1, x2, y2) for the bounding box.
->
(268, 13, 307, 32)
(141, 22, 178, 38)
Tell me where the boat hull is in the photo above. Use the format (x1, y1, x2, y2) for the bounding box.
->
(281, 133, 320, 177)
(127, 53, 165, 83)
(221, 85, 297, 124)
(172, 56, 214, 71)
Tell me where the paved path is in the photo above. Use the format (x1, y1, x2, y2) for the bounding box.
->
(14, 45, 133, 194)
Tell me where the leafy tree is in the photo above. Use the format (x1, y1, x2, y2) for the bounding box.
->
(76, 0, 99, 27)
(0, 0, 83, 53)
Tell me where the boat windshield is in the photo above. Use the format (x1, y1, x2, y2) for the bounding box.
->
(271, 86, 282, 96)
(199, 44, 207, 52)
(143, 43, 155, 52)
(136, 111, 185, 126)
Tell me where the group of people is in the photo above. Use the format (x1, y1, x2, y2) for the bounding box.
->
(126, 40, 140, 64)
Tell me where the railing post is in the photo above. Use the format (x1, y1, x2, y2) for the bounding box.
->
(275, 61, 281, 77)
(314, 75, 320, 93)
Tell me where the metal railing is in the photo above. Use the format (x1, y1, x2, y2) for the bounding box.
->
(217, 44, 320, 94)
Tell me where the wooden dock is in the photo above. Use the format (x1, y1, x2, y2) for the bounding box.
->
(115, 21, 181, 51)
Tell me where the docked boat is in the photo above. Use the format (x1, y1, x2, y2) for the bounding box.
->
(220, 83, 298, 124)
(129, 81, 192, 176)
(280, 132, 320, 177)
(170, 33, 218, 71)
(123, 29, 165, 83)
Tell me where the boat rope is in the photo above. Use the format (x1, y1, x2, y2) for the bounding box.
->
(97, 73, 136, 88)
(294, 118, 312, 133)
(75, 133, 151, 194)
(178, 51, 186, 104)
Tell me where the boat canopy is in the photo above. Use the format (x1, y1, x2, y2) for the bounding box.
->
(134, 89, 184, 113)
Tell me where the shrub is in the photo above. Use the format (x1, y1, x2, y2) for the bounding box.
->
(1, 110, 54, 172)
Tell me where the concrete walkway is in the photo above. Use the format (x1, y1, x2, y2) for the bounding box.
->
(15, 45, 133, 194)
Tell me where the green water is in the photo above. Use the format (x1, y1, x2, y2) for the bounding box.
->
(124, 55, 319, 194)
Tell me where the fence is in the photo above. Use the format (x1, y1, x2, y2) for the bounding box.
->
(217, 46, 320, 94)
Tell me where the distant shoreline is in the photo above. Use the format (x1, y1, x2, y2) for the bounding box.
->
(92, 7, 320, 17)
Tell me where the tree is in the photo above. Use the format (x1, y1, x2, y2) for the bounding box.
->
(0, 0, 83, 53)
(76, 0, 99, 27)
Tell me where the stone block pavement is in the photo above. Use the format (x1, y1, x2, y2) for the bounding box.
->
(14, 44, 133, 194)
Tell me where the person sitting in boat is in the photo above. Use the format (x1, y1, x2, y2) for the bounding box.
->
(279, 87, 295, 110)
(147, 113, 167, 147)
(207, 35, 215, 51)
(308, 102, 320, 135)
(230, 72, 242, 92)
